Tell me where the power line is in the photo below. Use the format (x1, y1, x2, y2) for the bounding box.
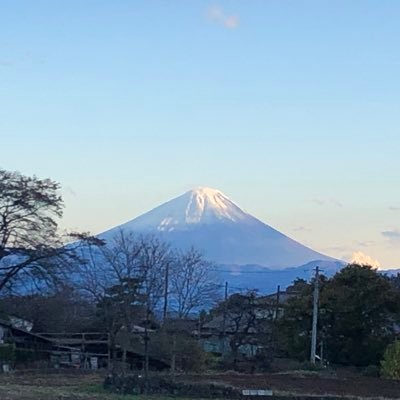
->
(210, 268, 315, 274)
(208, 282, 244, 291)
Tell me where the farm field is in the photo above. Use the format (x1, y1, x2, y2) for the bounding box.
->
(0, 371, 121, 400)
(1, 370, 400, 400)
(183, 372, 400, 399)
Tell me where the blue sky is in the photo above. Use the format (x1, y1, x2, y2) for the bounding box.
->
(1, 1, 399, 268)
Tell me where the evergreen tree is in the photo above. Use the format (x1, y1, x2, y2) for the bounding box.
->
(321, 264, 399, 366)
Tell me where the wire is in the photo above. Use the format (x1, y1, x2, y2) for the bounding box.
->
(210, 268, 314, 274)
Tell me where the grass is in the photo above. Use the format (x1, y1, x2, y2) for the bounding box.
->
(77, 383, 152, 399)
(0, 374, 121, 400)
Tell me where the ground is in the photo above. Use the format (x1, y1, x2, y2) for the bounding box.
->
(184, 371, 400, 398)
(0, 371, 118, 400)
(0, 370, 400, 399)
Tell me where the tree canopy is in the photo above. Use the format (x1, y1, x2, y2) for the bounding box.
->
(321, 264, 399, 365)
(279, 264, 400, 366)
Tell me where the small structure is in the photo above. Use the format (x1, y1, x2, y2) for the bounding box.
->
(40, 328, 170, 371)
(39, 332, 110, 369)
(0, 318, 54, 369)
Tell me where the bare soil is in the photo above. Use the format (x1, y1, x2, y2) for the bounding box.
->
(180, 372, 400, 399)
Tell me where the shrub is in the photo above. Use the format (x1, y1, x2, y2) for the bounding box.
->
(178, 337, 206, 372)
(148, 331, 207, 372)
(104, 373, 240, 397)
(253, 348, 273, 372)
(0, 345, 41, 366)
(363, 365, 380, 377)
(0, 344, 15, 363)
(300, 361, 324, 371)
(15, 348, 37, 364)
(381, 341, 400, 380)
(204, 352, 223, 370)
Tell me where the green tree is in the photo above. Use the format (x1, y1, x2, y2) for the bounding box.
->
(381, 341, 400, 380)
(277, 278, 317, 360)
(97, 277, 145, 338)
(389, 273, 400, 292)
(321, 264, 399, 366)
(97, 277, 145, 363)
(278, 266, 400, 366)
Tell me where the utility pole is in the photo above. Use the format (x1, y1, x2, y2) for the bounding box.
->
(220, 282, 228, 354)
(272, 285, 281, 351)
(163, 262, 169, 324)
(275, 285, 281, 321)
(310, 266, 320, 364)
(144, 309, 150, 394)
(171, 332, 177, 383)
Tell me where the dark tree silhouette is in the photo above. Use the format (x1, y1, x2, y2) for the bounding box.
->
(279, 265, 400, 366)
(0, 168, 96, 293)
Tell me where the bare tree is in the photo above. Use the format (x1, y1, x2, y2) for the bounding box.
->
(169, 247, 219, 318)
(78, 230, 142, 301)
(78, 231, 171, 312)
(135, 235, 172, 389)
(77, 231, 217, 379)
(0, 169, 96, 294)
(78, 231, 149, 366)
(223, 290, 261, 359)
(137, 235, 172, 313)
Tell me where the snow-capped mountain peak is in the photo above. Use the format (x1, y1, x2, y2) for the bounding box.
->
(182, 187, 247, 225)
(100, 187, 337, 269)
(118, 187, 248, 233)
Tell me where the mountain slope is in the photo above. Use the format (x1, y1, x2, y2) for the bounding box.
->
(99, 187, 337, 269)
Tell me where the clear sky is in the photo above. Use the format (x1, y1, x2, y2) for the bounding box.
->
(1, 1, 399, 268)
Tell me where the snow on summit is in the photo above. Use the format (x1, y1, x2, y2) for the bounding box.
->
(182, 187, 247, 225)
(119, 187, 249, 232)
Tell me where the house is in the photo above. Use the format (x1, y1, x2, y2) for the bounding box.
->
(198, 289, 295, 357)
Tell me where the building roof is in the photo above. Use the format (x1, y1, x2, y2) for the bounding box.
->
(0, 318, 54, 344)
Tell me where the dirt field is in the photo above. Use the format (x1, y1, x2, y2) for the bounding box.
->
(184, 372, 400, 399)
(0, 371, 125, 400)
(0, 370, 400, 399)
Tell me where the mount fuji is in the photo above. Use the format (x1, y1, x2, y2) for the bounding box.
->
(99, 187, 340, 272)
